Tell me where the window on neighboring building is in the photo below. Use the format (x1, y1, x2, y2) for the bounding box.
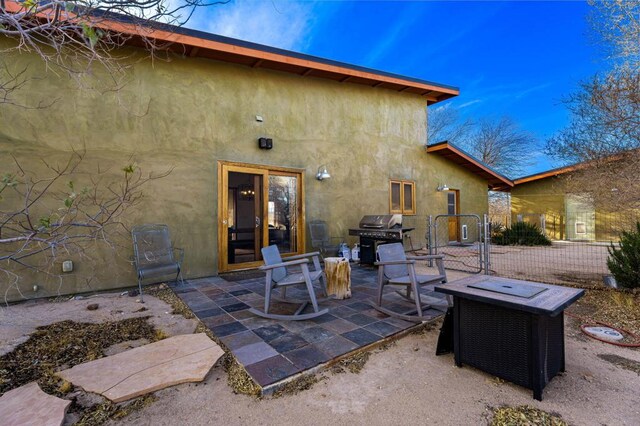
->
(389, 180, 416, 215)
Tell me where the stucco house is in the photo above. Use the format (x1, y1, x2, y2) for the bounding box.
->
(1, 17, 510, 301)
(511, 162, 631, 242)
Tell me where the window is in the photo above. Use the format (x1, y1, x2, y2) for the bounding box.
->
(389, 180, 416, 215)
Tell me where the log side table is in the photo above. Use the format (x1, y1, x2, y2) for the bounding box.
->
(323, 257, 352, 300)
(435, 275, 584, 401)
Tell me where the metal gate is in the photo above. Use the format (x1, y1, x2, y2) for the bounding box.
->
(428, 214, 485, 273)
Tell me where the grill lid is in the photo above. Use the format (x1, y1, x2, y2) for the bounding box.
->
(358, 214, 402, 229)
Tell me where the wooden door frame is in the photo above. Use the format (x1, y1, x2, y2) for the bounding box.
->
(448, 189, 461, 242)
(217, 160, 306, 272)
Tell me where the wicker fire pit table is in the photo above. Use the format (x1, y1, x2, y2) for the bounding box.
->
(435, 275, 584, 401)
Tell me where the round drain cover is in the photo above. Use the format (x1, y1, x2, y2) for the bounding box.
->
(584, 326, 624, 341)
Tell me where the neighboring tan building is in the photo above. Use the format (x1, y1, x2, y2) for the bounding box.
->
(511, 165, 627, 242)
(0, 19, 511, 301)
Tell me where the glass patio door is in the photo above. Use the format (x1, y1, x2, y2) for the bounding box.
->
(218, 162, 305, 272)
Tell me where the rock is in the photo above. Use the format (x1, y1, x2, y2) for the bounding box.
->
(87, 303, 99, 311)
(57, 333, 224, 403)
(0, 382, 71, 426)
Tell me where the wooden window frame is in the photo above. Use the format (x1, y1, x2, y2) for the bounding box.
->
(389, 179, 416, 215)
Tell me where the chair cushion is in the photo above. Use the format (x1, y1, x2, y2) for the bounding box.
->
(138, 263, 180, 279)
(388, 274, 446, 286)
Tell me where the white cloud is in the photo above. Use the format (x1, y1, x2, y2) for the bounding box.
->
(458, 99, 481, 108)
(195, 0, 316, 51)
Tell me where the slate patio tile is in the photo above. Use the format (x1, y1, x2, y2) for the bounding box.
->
(210, 293, 237, 303)
(236, 293, 262, 303)
(201, 288, 223, 296)
(345, 313, 378, 326)
(201, 313, 236, 328)
(315, 335, 358, 358)
(219, 330, 263, 350)
(341, 329, 380, 346)
(363, 321, 401, 337)
(229, 289, 252, 296)
(178, 293, 206, 303)
(233, 342, 280, 365)
(269, 334, 308, 353)
(220, 302, 250, 313)
(322, 318, 360, 334)
(230, 309, 255, 321)
(298, 326, 336, 344)
(244, 355, 299, 387)
(362, 308, 390, 319)
(384, 317, 416, 329)
(280, 320, 316, 333)
(239, 317, 279, 330)
(194, 307, 225, 319)
(346, 302, 373, 312)
(187, 300, 219, 312)
(173, 287, 197, 294)
(329, 306, 358, 318)
(309, 313, 338, 324)
(253, 324, 289, 342)
(210, 321, 248, 337)
(284, 345, 331, 370)
(225, 284, 251, 293)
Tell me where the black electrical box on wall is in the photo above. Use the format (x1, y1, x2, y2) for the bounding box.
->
(258, 137, 273, 149)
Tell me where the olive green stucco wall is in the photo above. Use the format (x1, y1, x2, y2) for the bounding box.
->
(1, 40, 488, 300)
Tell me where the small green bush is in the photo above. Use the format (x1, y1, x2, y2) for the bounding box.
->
(607, 222, 640, 289)
(494, 222, 552, 246)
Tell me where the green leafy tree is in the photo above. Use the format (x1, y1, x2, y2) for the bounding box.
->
(607, 222, 640, 289)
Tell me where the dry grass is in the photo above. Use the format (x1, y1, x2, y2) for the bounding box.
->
(490, 405, 567, 426)
(0, 316, 163, 425)
(147, 284, 262, 397)
(569, 288, 640, 335)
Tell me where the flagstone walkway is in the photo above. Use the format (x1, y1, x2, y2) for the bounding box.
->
(171, 264, 448, 394)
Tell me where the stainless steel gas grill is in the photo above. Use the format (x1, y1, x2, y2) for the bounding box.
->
(349, 215, 414, 265)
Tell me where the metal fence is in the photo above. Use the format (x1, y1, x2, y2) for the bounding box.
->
(426, 212, 638, 288)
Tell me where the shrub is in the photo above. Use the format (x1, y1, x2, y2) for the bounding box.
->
(607, 222, 640, 289)
(494, 222, 552, 246)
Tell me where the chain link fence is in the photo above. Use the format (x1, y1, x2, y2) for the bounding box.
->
(427, 212, 638, 288)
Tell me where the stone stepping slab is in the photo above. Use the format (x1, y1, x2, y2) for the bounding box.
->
(57, 333, 224, 403)
(0, 382, 71, 426)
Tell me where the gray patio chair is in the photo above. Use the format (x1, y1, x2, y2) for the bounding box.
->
(132, 224, 184, 302)
(308, 220, 341, 259)
(373, 242, 447, 322)
(248, 245, 329, 320)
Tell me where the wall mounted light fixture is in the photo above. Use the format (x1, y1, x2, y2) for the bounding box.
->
(436, 184, 449, 192)
(316, 166, 331, 181)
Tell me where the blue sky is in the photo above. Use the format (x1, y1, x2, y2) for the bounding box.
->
(186, 1, 606, 177)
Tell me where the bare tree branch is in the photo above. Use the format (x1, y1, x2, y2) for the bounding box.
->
(1, 0, 230, 103)
(1, 151, 170, 303)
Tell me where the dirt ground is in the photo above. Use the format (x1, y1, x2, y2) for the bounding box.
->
(113, 316, 640, 426)
(2, 283, 639, 426)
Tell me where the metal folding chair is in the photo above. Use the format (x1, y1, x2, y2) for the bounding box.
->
(132, 224, 184, 302)
(308, 220, 341, 259)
